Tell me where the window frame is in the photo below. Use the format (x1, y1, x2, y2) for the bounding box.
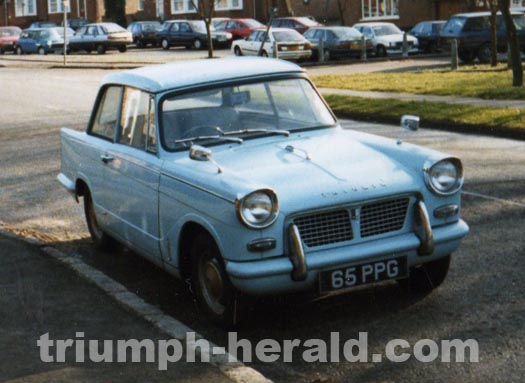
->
(48, 0, 70, 14)
(361, 0, 399, 21)
(88, 85, 124, 143)
(15, 0, 37, 17)
(215, 0, 243, 11)
(138, 0, 146, 11)
(170, 0, 197, 15)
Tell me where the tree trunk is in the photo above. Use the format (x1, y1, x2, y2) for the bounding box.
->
(489, 5, 498, 67)
(499, 0, 523, 86)
(336, 0, 346, 26)
(206, 20, 213, 59)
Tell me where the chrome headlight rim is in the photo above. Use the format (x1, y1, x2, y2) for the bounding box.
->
(424, 157, 464, 196)
(235, 189, 279, 229)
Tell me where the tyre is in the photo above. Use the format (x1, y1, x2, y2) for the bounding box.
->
(477, 43, 491, 64)
(458, 49, 475, 63)
(118, 45, 127, 53)
(191, 233, 238, 327)
(96, 44, 106, 54)
(234, 45, 242, 56)
(136, 39, 144, 48)
(84, 190, 116, 250)
(261, 50, 268, 57)
(398, 255, 451, 293)
(161, 39, 169, 50)
(16, 46, 23, 55)
(323, 48, 331, 61)
(376, 45, 387, 57)
(193, 38, 203, 50)
(37, 46, 46, 55)
(0, 47, 4, 55)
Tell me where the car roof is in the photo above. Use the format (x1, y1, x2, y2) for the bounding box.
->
(354, 22, 397, 26)
(451, 11, 523, 18)
(102, 57, 304, 93)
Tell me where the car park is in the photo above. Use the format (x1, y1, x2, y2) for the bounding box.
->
(408, 20, 445, 52)
(354, 22, 418, 56)
(271, 16, 322, 34)
(303, 26, 373, 60)
(440, 11, 525, 63)
(0, 26, 21, 54)
(15, 27, 74, 55)
(232, 28, 311, 60)
(57, 57, 469, 325)
(127, 21, 161, 48)
(69, 22, 132, 54)
(215, 18, 264, 40)
(158, 20, 232, 50)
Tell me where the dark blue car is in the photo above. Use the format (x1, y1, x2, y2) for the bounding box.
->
(15, 27, 74, 55)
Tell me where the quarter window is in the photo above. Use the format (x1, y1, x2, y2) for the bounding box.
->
(90, 86, 122, 141)
(15, 0, 37, 16)
(361, 0, 399, 20)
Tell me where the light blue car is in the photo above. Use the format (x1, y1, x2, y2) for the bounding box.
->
(58, 57, 469, 326)
(16, 27, 74, 55)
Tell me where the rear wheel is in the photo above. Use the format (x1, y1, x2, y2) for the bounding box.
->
(191, 233, 238, 327)
(398, 255, 451, 293)
(234, 45, 242, 56)
(84, 190, 116, 250)
(323, 48, 331, 61)
(261, 50, 268, 57)
(376, 45, 387, 57)
(458, 49, 475, 63)
(16, 46, 23, 55)
(37, 46, 46, 55)
(96, 44, 106, 54)
(477, 43, 492, 64)
(193, 38, 203, 50)
(118, 45, 127, 53)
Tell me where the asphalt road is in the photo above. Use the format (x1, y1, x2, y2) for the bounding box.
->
(0, 67, 523, 383)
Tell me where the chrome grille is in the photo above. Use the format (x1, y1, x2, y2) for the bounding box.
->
(360, 198, 409, 238)
(294, 210, 353, 247)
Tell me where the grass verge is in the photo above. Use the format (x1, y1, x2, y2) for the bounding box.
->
(324, 94, 525, 140)
(314, 65, 525, 100)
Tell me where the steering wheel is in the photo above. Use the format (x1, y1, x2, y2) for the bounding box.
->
(181, 125, 224, 139)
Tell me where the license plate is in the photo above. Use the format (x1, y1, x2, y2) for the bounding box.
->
(319, 256, 408, 293)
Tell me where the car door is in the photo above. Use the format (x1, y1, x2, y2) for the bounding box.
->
(242, 30, 258, 54)
(102, 87, 162, 259)
(178, 22, 193, 46)
(19, 30, 35, 52)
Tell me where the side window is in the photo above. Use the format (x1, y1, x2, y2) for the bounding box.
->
(90, 86, 122, 141)
(119, 88, 157, 153)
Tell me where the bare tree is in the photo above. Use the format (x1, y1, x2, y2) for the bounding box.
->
(335, 0, 349, 26)
(190, 0, 215, 59)
(499, 0, 523, 86)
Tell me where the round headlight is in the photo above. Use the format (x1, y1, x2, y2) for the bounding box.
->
(425, 158, 463, 195)
(236, 189, 279, 229)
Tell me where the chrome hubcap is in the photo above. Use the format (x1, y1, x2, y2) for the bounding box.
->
(200, 258, 225, 315)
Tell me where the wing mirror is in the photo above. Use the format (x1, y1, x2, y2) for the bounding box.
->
(397, 115, 420, 145)
(189, 145, 223, 173)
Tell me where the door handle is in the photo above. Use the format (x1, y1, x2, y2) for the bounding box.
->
(100, 154, 114, 164)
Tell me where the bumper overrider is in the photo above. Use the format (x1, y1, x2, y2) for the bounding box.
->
(225, 200, 469, 296)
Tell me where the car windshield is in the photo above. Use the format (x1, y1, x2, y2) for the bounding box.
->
(161, 78, 336, 151)
(188, 20, 215, 33)
(142, 22, 161, 31)
(0, 28, 21, 37)
(272, 30, 304, 42)
(372, 24, 402, 35)
(332, 27, 362, 39)
(244, 19, 263, 28)
(101, 23, 126, 33)
(442, 17, 467, 34)
(512, 14, 525, 30)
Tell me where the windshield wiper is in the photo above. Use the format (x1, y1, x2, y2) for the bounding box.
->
(223, 129, 290, 137)
(174, 135, 243, 147)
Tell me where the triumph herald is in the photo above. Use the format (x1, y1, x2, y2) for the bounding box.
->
(58, 57, 469, 325)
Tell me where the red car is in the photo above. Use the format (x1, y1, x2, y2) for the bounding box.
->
(271, 17, 322, 34)
(215, 18, 264, 40)
(0, 27, 22, 54)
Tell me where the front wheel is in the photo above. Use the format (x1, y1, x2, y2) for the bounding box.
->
(398, 255, 451, 293)
(161, 39, 169, 50)
(118, 45, 127, 53)
(376, 45, 387, 57)
(16, 46, 23, 55)
(96, 44, 106, 54)
(84, 190, 116, 250)
(323, 48, 331, 61)
(191, 233, 238, 327)
(193, 38, 203, 50)
(477, 43, 491, 64)
(234, 45, 242, 56)
(38, 46, 46, 55)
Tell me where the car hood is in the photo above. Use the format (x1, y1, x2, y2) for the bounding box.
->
(166, 128, 430, 214)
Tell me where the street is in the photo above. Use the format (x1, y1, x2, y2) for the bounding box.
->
(0, 66, 524, 382)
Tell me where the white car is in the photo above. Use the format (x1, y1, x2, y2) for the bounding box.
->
(354, 22, 418, 57)
(232, 27, 311, 60)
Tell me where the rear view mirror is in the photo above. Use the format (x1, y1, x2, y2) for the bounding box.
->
(397, 115, 420, 145)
